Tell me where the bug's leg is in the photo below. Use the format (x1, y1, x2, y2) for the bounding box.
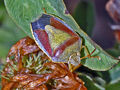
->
(68, 63, 73, 72)
(71, 64, 82, 72)
(68, 53, 76, 72)
(68, 52, 81, 72)
(47, 58, 53, 62)
(80, 46, 100, 60)
(71, 46, 100, 72)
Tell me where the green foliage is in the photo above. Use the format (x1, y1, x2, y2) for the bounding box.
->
(73, 0, 95, 36)
(4, 0, 119, 71)
(109, 62, 120, 81)
(0, 2, 26, 61)
(106, 80, 120, 90)
(78, 73, 105, 90)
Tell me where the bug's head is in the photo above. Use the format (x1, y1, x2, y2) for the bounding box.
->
(69, 52, 81, 66)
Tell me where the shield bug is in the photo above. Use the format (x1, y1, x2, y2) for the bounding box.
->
(30, 14, 100, 72)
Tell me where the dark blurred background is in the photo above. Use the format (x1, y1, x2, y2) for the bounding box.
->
(0, 0, 118, 62)
(64, 0, 115, 49)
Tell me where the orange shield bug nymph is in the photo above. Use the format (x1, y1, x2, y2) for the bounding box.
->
(31, 14, 99, 72)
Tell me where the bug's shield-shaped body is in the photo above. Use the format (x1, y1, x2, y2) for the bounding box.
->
(31, 14, 82, 66)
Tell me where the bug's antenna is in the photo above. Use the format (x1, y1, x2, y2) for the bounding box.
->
(43, 8, 47, 13)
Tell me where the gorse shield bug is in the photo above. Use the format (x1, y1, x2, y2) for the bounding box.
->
(31, 14, 100, 72)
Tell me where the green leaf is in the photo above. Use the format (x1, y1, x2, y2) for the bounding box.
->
(0, 26, 25, 61)
(109, 63, 120, 81)
(106, 48, 120, 82)
(78, 73, 105, 90)
(73, 0, 95, 36)
(78, 72, 120, 90)
(0, 64, 4, 89)
(0, 7, 26, 61)
(106, 80, 120, 90)
(4, 0, 119, 71)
